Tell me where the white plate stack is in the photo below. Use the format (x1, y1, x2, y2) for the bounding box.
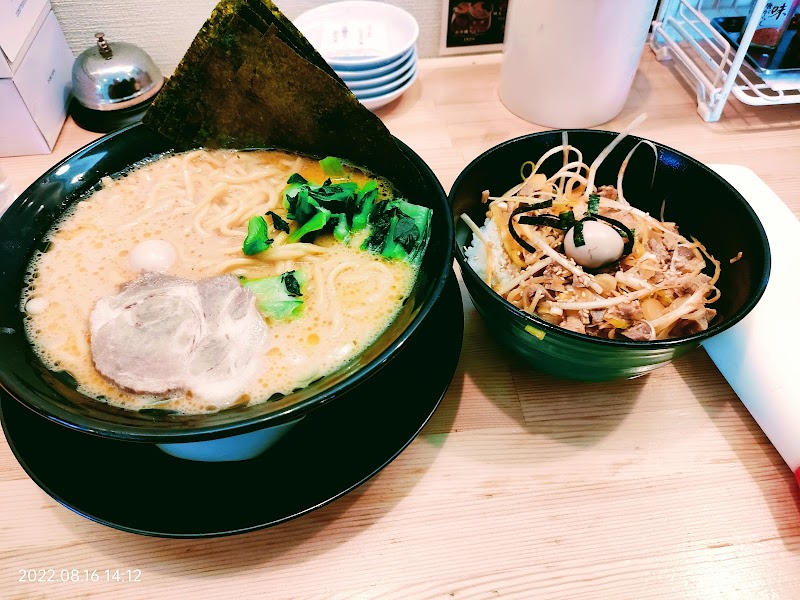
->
(295, 1, 419, 111)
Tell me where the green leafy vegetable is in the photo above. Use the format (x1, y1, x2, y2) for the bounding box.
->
(267, 210, 290, 233)
(352, 179, 378, 232)
(283, 182, 329, 242)
(262, 172, 432, 264)
(320, 156, 346, 178)
(282, 270, 302, 296)
(243, 215, 272, 255)
(332, 214, 350, 243)
(283, 174, 362, 243)
(283, 174, 364, 241)
(288, 206, 331, 243)
(362, 199, 432, 265)
(240, 269, 307, 320)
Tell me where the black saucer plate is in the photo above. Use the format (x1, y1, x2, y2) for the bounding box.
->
(0, 273, 463, 538)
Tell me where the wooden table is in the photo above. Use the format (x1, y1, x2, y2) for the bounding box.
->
(2, 50, 799, 599)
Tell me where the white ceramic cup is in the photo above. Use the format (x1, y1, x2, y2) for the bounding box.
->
(499, 0, 658, 128)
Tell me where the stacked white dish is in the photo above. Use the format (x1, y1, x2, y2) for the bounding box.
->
(295, 1, 419, 111)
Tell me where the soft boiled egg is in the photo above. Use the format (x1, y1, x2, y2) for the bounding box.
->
(128, 239, 177, 273)
(564, 220, 625, 269)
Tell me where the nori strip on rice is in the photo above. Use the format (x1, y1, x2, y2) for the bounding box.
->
(143, 0, 425, 195)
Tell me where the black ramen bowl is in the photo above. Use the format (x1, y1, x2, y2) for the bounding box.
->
(450, 130, 770, 381)
(0, 123, 454, 447)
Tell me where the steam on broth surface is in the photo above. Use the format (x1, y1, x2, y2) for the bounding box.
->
(23, 149, 423, 414)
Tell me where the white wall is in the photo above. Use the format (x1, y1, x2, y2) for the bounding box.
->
(50, 0, 443, 75)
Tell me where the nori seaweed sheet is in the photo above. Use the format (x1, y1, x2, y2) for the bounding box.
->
(143, 0, 425, 195)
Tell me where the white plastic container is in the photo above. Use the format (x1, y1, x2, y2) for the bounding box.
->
(0, 0, 49, 71)
(0, 8, 73, 157)
(499, 0, 657, 128)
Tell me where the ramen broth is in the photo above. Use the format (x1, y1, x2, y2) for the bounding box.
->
(22, 149, 418, 414)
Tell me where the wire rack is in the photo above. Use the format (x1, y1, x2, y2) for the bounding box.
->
(650, 0, 800, 121)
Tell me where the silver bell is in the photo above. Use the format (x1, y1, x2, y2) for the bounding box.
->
(72, 33, 164, 112)
(70, 33, 165, 133)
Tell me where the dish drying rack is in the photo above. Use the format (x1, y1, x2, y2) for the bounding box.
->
(650, 0, 800, 121)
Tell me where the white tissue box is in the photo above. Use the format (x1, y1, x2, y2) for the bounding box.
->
(0, 0, 50, 73)
(0, 8, 73, 157)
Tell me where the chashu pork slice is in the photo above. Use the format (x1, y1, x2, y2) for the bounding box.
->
(90, 273, 268, 407)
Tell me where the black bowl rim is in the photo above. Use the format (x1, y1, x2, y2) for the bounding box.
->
(2, 123, 454, 442)
(450, 128, 771, 350)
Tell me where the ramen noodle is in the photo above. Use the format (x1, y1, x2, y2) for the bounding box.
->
(23, 149, 430, 414)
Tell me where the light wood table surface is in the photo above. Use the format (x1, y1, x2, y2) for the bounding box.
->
(1, 50, 800, 600)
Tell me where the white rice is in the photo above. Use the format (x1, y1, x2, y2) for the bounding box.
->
(464, 217, 520, 289)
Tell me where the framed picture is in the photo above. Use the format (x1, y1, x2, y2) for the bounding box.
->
(440, 0, 509, 55)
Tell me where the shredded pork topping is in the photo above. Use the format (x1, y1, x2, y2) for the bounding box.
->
(461, 117, 723, 340)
